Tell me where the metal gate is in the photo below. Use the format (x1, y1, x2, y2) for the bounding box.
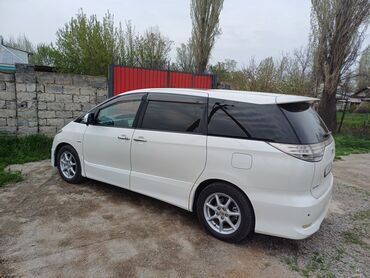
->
(108, 64, 217, 97)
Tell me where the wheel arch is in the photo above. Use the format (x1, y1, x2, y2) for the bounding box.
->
(191, 179, 256, 224)
(54, 142, 77, 167)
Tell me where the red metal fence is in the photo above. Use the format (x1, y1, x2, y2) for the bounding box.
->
(108, 65, 216, 97)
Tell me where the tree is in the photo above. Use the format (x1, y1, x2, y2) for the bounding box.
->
(310, 0, 370, 131)
(222, 50, 312, 95)
(209, 59, 236, 85)
(190, 0, 224, 73)
(357, 45, 370, 90)
(136, 27, 172, 69)
(4, 34, 34, 53)
(31, 43, 58, 66)
(53, 10, 172, 74)
(55, 10, 119, 75)
(175, 40, 195, 72)
(118, 21, 137, 67)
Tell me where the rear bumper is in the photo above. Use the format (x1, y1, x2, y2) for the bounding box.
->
(251, 173, 333, 240)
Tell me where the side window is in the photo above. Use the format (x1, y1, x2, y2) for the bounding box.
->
(207, 98, 299, 143)
(141, 100, 205, 134)
(208, 100, 250, 139)
(95, 94, 144, 128)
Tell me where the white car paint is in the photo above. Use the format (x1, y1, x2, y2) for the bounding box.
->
(83, 124, 134, 189)
(130, 130, 207, 210)
(52, 88, 334, 240)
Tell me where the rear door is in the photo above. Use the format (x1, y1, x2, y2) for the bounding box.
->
(130, 93, 207, 209)
(278, 102, 335, 198)
(83, 93, 146, 188)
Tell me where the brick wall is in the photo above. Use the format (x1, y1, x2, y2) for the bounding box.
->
(0, 64, 108, 135)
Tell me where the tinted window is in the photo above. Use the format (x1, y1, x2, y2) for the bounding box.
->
(208, 98, 299, 143)
(141, 101, 204, 133)
(95, 95, 143, 128)
(279, 102, 329, 144)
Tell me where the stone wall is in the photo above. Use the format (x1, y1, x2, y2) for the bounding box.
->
(0, 64, 108, 135)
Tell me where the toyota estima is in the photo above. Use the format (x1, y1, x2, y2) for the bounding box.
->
(52, 88, 335, 243)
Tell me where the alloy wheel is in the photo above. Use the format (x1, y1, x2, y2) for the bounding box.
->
(59, 151, 77, 179)
(203, 192, 241, 235)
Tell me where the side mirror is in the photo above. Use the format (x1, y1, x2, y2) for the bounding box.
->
(83, 113, 95, 125)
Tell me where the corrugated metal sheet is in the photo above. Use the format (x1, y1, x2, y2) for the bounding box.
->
(194, 75, 212, 89)
(169, 72, 193, 88)
(114, 67, 167, 95)
(112, 65, 215, 96)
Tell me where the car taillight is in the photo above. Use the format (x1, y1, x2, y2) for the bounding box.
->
(268, 136, 333, 162)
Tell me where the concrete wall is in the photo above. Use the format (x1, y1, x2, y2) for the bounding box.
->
(0, 64, 108, 135)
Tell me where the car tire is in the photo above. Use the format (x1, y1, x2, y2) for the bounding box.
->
(196, 182, 254, 243)
(57, 145, 83, 184)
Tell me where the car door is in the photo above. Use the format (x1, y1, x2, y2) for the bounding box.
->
(83, 93, 146, 188)
(130, 93, 207, 209)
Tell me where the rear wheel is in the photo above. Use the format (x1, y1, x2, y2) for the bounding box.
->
(57, 145, 83, 184)
(196, 182, 254, 243)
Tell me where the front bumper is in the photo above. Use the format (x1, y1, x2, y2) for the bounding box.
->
(251, 173, 333, 240)
(51, 147, 55, 167)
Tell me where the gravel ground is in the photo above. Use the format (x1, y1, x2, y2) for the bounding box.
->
(0, 154, 369, 277)
(252, 181, 369, 277)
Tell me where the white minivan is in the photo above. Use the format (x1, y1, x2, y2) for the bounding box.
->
(52, 88, 335, 242)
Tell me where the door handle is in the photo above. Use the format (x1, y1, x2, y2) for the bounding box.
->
(133, 136, 147, 142)
(117, 135, 130, 140)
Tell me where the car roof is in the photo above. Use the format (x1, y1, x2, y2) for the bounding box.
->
(120, 88, 318, 105)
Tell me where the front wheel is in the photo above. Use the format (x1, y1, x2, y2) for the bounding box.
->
(57, 145, 83, 184)
(196, 182, 254, 243)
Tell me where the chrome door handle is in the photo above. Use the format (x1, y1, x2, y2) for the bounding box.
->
(133, 136, 147, 142)
(117, 135, 130, 140)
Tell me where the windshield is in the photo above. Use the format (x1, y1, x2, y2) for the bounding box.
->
(279, 102, 329, 144)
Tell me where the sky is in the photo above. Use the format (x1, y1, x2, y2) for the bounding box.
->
(0, 0, 369, 67)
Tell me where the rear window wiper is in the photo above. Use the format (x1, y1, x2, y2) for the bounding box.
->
(323, 131, 332, 138)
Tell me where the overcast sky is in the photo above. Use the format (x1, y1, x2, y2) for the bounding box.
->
(1, 0, 369, 67)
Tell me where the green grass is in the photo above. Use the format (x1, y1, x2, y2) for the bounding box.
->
(337, 112, 369, 134)
(342, 229, 368, 248)
(333, 134, 370, 158)
(333, 112, 370, 158)
(353, 209, 370, 221)
(0, 133, 53, 186)
(285, 252, 334, 277)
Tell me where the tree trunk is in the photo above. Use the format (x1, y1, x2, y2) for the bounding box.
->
(197, 59, 208, 74)
(318, 87, 337, 132)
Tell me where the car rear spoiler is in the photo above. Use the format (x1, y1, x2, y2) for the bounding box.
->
(275, 95, 318, 104)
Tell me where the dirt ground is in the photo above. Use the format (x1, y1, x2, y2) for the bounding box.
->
(1, 154, 369, 277)
(332, 153, 370, 191)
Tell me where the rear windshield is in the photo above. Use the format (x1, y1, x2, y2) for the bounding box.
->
(279, 102, 329, 144)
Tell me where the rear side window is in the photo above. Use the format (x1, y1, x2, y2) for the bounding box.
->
(279, 102, 329, 144)
(208, 98, 299, 143)
(141, 101, 205, 134)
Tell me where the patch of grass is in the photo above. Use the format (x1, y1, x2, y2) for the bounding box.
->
(343, 230, 366, 246)
(345, 184, 370, 197)
(353, 209, 370, 221)
(285, 252, 334, 277)
(333, 134, 370, 158)
(285, 257, 300, 273)
(337, 112, 369, 135)
(0, 133, 53, 186)
(333, 247, 345, 262)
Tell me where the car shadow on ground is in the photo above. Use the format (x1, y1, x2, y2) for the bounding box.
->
(76, 177, 301, 249)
